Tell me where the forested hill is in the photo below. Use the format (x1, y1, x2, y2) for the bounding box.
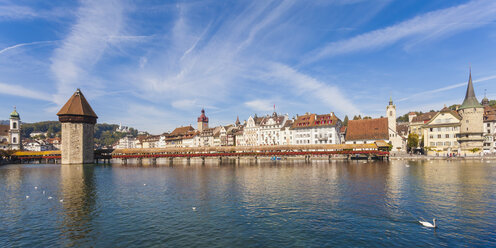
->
(0, 120, 139, 147)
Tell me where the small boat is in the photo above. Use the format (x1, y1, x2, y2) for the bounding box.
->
(271, 156, 281, 161)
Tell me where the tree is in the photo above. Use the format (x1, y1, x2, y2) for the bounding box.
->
(396, 113, 410, 122)
(363, 116, 372, 119)
(407, 133, 419, 151)
(343, 115, 349, 126)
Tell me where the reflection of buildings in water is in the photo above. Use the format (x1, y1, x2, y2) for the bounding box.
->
(2, 166, 22, 219)
(385, 160, 407, 205)
(59, 164, 96, 245)
(412, 160, 492, 220)
(456, 161, 493, 221)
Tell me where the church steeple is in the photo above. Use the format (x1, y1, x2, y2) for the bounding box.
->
(460, 68, 482, 109)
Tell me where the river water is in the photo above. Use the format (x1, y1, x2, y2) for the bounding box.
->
(0, 160, 495, 247)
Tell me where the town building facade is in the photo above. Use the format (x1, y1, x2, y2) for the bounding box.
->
(422, 107, 461, 156)
(291, 113, 341, 145)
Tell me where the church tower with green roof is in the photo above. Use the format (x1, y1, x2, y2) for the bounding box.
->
(9, 107, 21, 150)
(457, 69, 483, 155)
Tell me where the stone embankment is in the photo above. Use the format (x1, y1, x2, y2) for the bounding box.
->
(390, 154, 496, 160)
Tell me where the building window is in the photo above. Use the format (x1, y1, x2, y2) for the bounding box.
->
(13, 137, 16, 143)
(445, 134, 449, 138)
(430, 142, 435, 146)
(438, 135, 441, 138)
(430, 135, 433, 139)
(430, 128, 433, 132)
(13, 122, 17, 129)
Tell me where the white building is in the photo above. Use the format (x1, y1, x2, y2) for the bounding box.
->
(114, 136, 137, 149)
(279, 119, 293, 145)
(258, 112, 288, 146)
(243, 115, 263, 146)
(482, 97, 496, 154)
(292, 112, 342, 145)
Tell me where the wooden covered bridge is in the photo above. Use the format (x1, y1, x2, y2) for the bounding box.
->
(11, 143, 389, 164)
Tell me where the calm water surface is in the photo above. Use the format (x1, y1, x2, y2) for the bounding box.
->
(1, 160, 495, 247)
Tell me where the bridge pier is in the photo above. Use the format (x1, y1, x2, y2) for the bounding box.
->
(218, 157, 222, 163)
(122, 158, 127, 165)
(137, 158, 142, 165)
(169, 157, 174, 165)
(151, 158, 157, 165)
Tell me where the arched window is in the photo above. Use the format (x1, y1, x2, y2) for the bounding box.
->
(13, 122, 17, 129)
(13, 137, 16, 143)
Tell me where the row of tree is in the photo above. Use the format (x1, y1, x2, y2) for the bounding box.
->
(18, 121, 139, 147)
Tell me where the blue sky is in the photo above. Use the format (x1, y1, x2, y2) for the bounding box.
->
(1, 0, 496, 134)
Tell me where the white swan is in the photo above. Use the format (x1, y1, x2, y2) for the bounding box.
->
(419, 218, 436, 228)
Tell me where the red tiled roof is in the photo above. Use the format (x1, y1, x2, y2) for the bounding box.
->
(484, 105, 496, 122)
(291, 113, 339, 129)
(411, 111, 437, 123)
(346, 118, 388, 141)
(171, 126, 194, 136)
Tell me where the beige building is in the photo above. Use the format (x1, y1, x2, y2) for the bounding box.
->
(422, 107, 461, 155)
(408, 111, 437, 138)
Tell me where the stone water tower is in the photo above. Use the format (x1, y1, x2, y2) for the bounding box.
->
(57, 89, 98, 164)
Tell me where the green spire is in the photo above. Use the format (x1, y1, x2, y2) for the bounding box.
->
(459, 68, 482, 110)
(10, 106, 19, 118)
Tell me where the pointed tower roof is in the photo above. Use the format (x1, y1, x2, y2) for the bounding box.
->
(235, 116, 240, 126)
(57, 89, 98, 124)
(460, 69, 482, 109)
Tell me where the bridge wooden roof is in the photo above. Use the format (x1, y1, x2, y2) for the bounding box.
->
(13, 150, 61, 156)
(57, 89, 97, 117)
(112, 144, 378, 154)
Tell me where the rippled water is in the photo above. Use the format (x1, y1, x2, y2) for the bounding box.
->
(1, 160, 495, 247)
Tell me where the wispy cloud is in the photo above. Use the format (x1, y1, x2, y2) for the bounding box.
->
(304, 0, 496, 64)
(245, 99, 275, 112)
(398, 74, 496, 102)
(260, 63, 360, 116)
(0, 40, 57, 56)
(0, 82, 52, 102)
(50, 0, 127, 104)
(0, 4, 37, 20)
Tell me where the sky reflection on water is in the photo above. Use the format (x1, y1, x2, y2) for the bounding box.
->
(0, 160, 495, 247)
